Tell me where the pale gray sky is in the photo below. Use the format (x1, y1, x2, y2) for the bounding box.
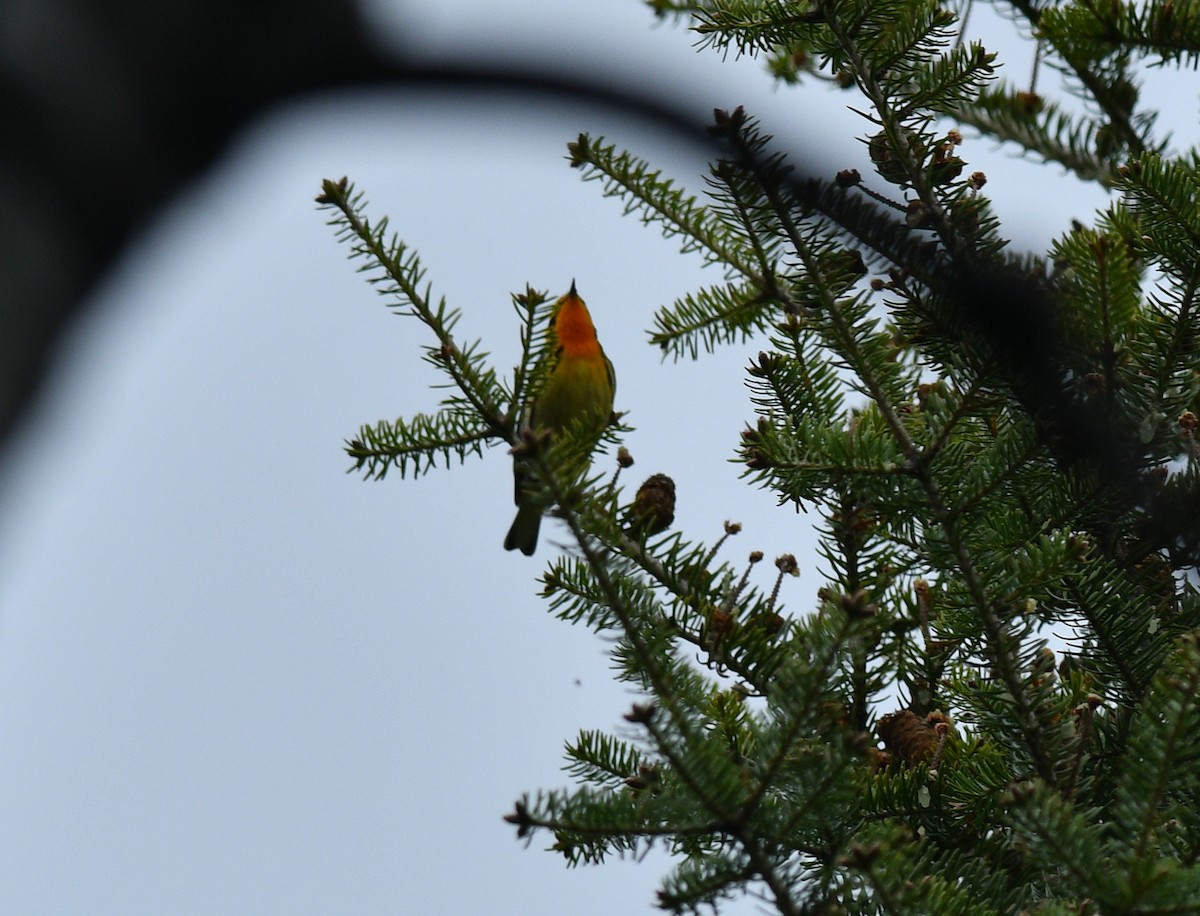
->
(0, 1, 1177, 913)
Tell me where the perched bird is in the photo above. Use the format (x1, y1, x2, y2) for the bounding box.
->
(504, 282, 616, 555)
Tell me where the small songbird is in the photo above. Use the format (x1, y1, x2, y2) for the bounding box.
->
(504, 282, 616, 555)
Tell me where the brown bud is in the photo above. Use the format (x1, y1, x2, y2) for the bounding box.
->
(1015, 90, 1043, 114)
(835, 168, 862, 188)
(708, 608, 736, 638)
(868, 128, 921, 186)
(931, 155, 965, 186)
(906, 199, 929, 228)
(503, 800, 533, 838)
(876, 709, 951, 767)
(708, 106, 747, 136)
(314, 176, 349, 204)
(840, 587, 877, 619)
(841, 841, 882, 869)
(630, 473, 676, 535)
(566, 134, 591, 167)
(747, 351, 776, 377)
(751, 611, 784, 635)
(745, 449, 773, 470)
(625, 762, 660, 793)
(624, 702, 657, 724)
(913, 578, 932, 611)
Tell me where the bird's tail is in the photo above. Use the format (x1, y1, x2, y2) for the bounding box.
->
(503, 502, 542, 556)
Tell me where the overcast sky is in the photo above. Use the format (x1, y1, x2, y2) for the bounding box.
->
(0, 1, 1179, 913)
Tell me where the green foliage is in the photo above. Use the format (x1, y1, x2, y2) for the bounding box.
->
(316, 178, 519, 478)
(322, 0, 1200, 912)
(953, 83, 1117, 183)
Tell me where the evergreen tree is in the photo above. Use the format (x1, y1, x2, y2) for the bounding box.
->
(318, 1, 1200, 911)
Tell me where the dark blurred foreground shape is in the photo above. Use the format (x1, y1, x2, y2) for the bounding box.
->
(1, 0, 395, 448)
(1, 0, 729, 454)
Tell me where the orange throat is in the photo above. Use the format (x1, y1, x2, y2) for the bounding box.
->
(554, 293, 603, 359)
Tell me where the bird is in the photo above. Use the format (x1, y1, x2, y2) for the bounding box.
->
(504, 282, 616, 555)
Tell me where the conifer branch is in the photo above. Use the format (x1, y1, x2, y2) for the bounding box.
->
(317, 177, 511, 442)
(790, 4, 1059, 782)
(568, 134, 762, 280)
(1114, 634, 1200, 867)
(346, 413, 494, 480)
(329, 0, 1200, 909)
(1010, 0, 1154, 160)
(819, 5, 970, 263)
(950, 84, 1115, 184)
(534, 452, 731, 811)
